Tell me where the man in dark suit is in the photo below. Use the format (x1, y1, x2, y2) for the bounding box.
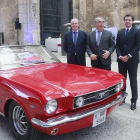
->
(63, 18, 87, 66)
(86, 17, 115, 70)
(116, 14, 140, 110)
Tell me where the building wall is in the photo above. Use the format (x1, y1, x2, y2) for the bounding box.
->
(19, 0, 40, 44)
(73, 0, 140, 33)
(0, 0, 40, 45)
(0, 0, 18, 45)
(73, 0, 140, 61)
(0, 0, 140, 45)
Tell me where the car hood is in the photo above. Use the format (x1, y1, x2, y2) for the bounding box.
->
(0, 63, 123, 97)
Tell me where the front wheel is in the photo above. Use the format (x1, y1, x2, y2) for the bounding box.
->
(8, 101, 42, 140)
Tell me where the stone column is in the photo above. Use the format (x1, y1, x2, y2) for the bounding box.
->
(73, 0, 79, 19)
(78, 0, 87, 31)
(0, 0, 18, 45)
(86, 0, 94, 33)
(73, 0, 87, 31)
(137, 0, 140, 19)
(18, 0, 40, 44)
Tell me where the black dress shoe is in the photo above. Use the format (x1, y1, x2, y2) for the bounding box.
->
(131, 102, 136, 110)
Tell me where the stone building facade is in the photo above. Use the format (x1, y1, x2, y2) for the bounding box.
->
(73, 0, 140, 33)
(0, 0, 40, 45)
(0, 0, 140, 45)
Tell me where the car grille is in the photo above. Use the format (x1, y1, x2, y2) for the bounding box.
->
(73, 84, 119, 108)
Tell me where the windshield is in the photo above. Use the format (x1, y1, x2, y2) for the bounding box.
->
(0, 45, 61, 70)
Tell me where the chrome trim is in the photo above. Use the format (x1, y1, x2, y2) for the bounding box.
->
(85, 88, 116, 100)
(74, 83, 120, 98)
(31, 92, 127, 128)
(74, 91, 118, 109)
(12, 106, 27, 135)
(0, 112, 5, 117)
(73, 84, 121, 109)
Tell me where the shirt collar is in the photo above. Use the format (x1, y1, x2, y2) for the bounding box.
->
(72, 30, 78, 33)
(125, 26, 132, 31)
(96, 29, 103, 33)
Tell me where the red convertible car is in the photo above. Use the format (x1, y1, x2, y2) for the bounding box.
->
(0, 45, 127, 140)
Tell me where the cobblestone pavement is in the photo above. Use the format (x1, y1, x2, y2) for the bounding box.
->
(0, 52, 140, 140)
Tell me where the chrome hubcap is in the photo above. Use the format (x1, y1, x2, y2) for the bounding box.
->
(13, 106, 27, 135)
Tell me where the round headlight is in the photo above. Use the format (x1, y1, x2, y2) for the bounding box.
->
(115, 83, 121, 92)
(75, 97, 84, 107)
(120, 79, 124, 88)
(46, 99, 58, 114)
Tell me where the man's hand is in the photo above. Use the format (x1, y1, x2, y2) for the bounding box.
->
(102, 50, 110, 59)
(119, 55, 129, 62)
(90, 54, 98, 60)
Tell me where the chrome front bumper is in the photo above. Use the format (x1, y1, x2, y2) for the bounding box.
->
(31, 92, 127, 128)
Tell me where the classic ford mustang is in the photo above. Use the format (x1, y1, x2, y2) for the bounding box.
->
(0, 45, 127, 140)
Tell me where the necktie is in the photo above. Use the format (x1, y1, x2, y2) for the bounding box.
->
(97, 31, 101, 46)
(125, 29, 129, 36)
(74, 32, 77, 46)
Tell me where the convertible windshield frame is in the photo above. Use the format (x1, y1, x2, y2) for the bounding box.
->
(0, 45, 61, 70)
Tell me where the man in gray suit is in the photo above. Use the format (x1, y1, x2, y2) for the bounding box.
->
(86, 17, 115, 70)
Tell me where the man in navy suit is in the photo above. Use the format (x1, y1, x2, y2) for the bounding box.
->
(116, 14, 140, 110)
(63, 18, 87, 66)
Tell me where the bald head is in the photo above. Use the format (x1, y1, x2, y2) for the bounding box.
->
(70, 18, 79, 31)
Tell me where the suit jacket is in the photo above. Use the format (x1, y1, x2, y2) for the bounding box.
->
(116, 27, 140, 63)
(86, 29, 115, 66)
(63, 30, 87, 66)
